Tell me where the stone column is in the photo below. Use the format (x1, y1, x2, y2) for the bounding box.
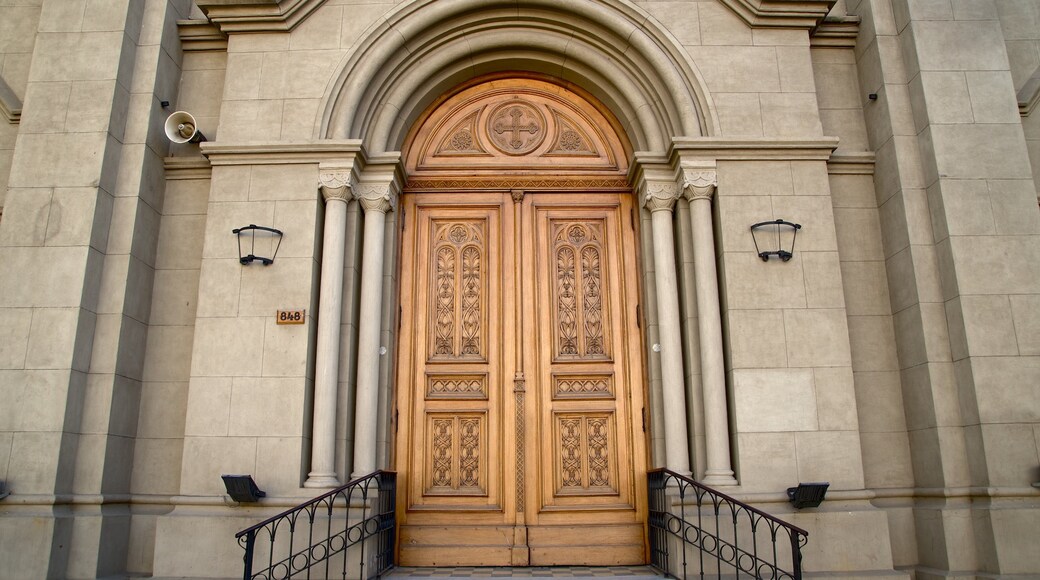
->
(351, 182, 397, 477)
(305, 166, 355, 488)
(682, 168, 737, 485)
(642, 180, 691, 475)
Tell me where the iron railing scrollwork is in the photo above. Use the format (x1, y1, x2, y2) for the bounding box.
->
(235, 471, 396, 580)
(648, 469, 808, 580)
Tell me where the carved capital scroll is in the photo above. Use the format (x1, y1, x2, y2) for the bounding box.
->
(355, 182, 398, 214)
(681, 169, 717, 202)
(641, 180, 681, 213)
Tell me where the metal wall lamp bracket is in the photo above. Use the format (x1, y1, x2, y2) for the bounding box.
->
(221, 474, 266, 503)
(787, 482, 829, 508)
(750, 219, 802, 262)
(233, 224, 283, 265)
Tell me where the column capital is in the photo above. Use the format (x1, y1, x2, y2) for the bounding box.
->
(681, 168, 717, 201)
(355, 182, 399, 214)
(641, 180, 681, 213)
(319, 170, 354, 203)
(319, 162, 358, 203)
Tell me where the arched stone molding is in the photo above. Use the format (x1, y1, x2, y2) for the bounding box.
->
(316, 0, 721, 153)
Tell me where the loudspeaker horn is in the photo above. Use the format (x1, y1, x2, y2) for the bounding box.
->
(164, 111, 206, 144)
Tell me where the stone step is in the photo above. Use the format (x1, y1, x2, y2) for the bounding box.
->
(381, 566, 664, 579)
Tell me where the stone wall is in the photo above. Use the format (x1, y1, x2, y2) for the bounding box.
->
(0, 0, 1037, 578)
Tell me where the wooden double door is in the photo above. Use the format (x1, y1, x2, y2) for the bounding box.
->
(395, 190, 649, 566)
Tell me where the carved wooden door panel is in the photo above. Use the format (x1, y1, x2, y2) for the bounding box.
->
(396, 191, 647, 567)
(396, 193, 518, 566)
(521, 193, 647, 565)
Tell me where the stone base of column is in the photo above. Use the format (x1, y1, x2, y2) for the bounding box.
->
(304, 473, 341, 488)
(701, 470, 738, 486)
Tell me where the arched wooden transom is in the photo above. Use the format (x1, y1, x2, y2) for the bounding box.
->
(404, 77, 631, 191)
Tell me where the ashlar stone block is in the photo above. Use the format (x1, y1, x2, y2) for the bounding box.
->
(987, 179, 1040, 235)
(912, 20, 1009, 72)
(222, 52, 262, 101)
(965, 71, 1021, 123)
(179, 436, 258, 496)
(184, 376, 232, 437)
(840, 261, 892, 316)
(149, 269, 200, 327)
(847, 314, 900, 372)
(7, 430, 68, 494)
(861, 431, 915, 488)
(854, 370, 908, 432)
(0, 369, 76, 432)
(238, 257, 316, 318)
(285, 50, 341, 100)
(130, 438, 184, 495)
(136, 381, 188, 439)
(814, 367, 859, 431)
(928, 124, 1033, 181)
(734, 432, 798, 492)
(726, 309, 788, 369)
(733, 368, 818, 432)
(255, 436, 308, 492)
(834, 208, 885, 261)
(949, 295, 1019, 359)
(684, 46, 781, 93)
(784, 309, 853, 368)
(722, 251, 807, 310)
(795, 430, 865, 489)
(196, 258, 242, 318)
(642, 2, 701, 46)
(718, 160, 793, 196)
(968, 355, 1040, 423)
(142, 325, 195, 382)
(1010, 294, 1040, 355)
(218, 99, 284, 142)
(948, 235, 1040, 295)
(29, 31, 125, 82)
(813, 62, 865, 109)
(190, 317, 265, 377)
(697, 1, 752, 46)
(802, 251, 845, 308)
(228, 377, 306, 438)
(713, 93, 763, 137)
(0, 308, 32, 369)
(0, 188, 52, 247)
(25, 307, 94, 372)
(280, 98, 321, 140)
(977, 423, 1040, 486)
(341, 3, 392, 49)
(760, 93, 823, 137)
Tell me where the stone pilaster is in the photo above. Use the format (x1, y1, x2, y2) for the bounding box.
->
(351, 180, 397, 476)
(681, 166, 736, 485)
(640, 176, 691, 474)
(305, 164, 356, 487)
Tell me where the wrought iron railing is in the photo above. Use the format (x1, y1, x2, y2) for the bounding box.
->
(235, 471, 396, 580)
(648, 469, 808, 580)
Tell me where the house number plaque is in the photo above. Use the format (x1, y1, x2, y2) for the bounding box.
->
(276, 309, 305, 325)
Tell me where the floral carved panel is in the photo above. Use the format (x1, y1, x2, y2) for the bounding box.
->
(549, 220, 611, 360)
(554, 412, 618, 495)
(427, 220, 487, 361)
(425, 412, 487, 495)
